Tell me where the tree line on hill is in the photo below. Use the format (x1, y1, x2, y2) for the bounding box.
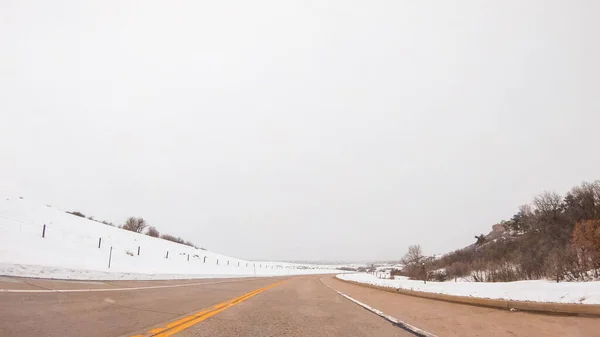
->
(66, 211, 203, 250)
(400, 180, 600, 283)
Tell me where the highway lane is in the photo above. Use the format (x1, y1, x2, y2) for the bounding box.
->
(0, 275, 416, 337)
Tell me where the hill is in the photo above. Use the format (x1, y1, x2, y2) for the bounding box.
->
(0, 197, 343, 280)
(403, 180, 600, 283)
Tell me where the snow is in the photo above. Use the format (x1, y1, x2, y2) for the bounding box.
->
(0, 197, 344, 280)
(337, 273, 600, 305)
(374, 263, 404, 271)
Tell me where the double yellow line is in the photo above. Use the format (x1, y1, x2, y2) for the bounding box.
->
(130, 280, 283, 337)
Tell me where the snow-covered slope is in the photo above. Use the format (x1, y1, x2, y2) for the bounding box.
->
(0, 197, 343, 280)
(338, 273, 600, 305)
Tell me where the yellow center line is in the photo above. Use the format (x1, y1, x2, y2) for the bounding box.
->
(130, 280, 284, 337)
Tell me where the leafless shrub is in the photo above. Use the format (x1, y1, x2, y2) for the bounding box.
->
(446, 261, 470, 279)
(121, 217, 148, 233)
(486, 261, 518, 282)
(160, 233, 196, 248)
(146, 226, 160, 237)
(67, 211, 86, 218)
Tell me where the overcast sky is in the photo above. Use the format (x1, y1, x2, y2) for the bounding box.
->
(1, 1, 598, 261)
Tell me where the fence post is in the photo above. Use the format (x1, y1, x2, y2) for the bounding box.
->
(227, 260, 229, 266)
(98, 237, 102, 249)
(187, 254, 190, 261)
(108, 246, 113, 268)
(166, 251, 169, 259)
(137, 246, 140, 256)
(203, 256, 207, 263)
(217, 259, 219, 265)
(42, 224, 46, 238)
(238, 262, 240, 267)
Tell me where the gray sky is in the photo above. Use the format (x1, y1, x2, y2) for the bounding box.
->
(1, 1, 599, 261)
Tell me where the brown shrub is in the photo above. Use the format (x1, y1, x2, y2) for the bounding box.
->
(121, 217, 148, 233)
(146, 226, 160, 237)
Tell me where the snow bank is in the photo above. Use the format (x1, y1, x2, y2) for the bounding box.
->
(0, 197, 343, 280)
(337, 273, 600, 305)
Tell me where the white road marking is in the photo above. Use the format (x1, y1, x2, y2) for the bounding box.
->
(320, 277, 437, 337)
(0, 278, 258, 293)
(49, 279, 107, 285)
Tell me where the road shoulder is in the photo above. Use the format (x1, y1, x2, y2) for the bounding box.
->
(322, 275, 598, 337)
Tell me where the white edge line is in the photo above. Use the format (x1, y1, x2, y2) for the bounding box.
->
(320, 277, 438, 337)
(0, 278, 257, 293)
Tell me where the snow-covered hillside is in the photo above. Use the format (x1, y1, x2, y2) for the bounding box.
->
(338, 273, 600, 305)
(0, 197, 343, 280)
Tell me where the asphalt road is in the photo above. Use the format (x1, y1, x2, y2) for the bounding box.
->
(0, 275, 597, 337)
(0, 275, 413, 337)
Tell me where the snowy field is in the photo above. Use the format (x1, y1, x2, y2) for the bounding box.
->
(337, 273, 600, 305)
(0, 197, 344, 280)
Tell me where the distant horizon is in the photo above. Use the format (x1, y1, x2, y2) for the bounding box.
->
(6, 173, 596, 261)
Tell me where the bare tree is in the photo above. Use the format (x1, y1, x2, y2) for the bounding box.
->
(545, 245, 583, 283)
(532, 191, 567, 242)
(507, 204, 534, 233)
(121, 217, 147, 233)
(567, 181, 600, 221)
(533, 191, 563, 218)
(146, 226, 160, 237)
(401, 245, 425, 266)
(400, 245, 428, 282)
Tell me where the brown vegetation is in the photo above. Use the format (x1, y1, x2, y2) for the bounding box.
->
(67, 211, 86, 218)
(121, 217, 148, 233)
(415, 180, 600, 282)
(65, 209, 199, 249)
(146, 226, 160, 238)
(400, 245, 428, 280)
(160, 233, 197, 248)
(572, 220, 600, 278)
